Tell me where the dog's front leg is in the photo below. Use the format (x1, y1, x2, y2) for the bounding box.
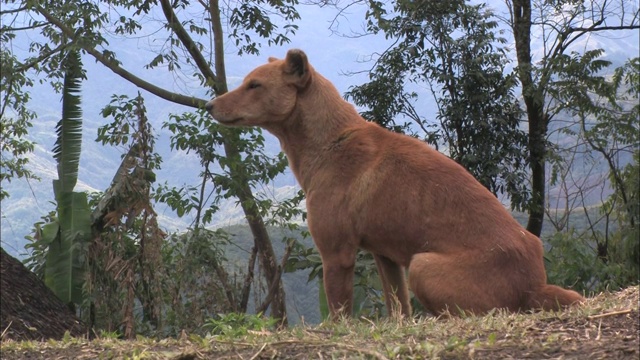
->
(322, 256, 356, 319)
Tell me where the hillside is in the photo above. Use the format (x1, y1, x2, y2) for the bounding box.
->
(1, 286, 637, 359)
(0, 248, 84, 341)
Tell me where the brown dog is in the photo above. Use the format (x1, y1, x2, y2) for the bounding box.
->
(205, 49, 583, 317)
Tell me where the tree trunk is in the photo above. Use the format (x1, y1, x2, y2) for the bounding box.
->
(526, 111, 547, 237)
(208, 0, 287, 325)
(222, 138, 288, 326)
(511, 0, 545, 237)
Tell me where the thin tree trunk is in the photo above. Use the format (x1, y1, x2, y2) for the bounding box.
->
(511, 0, 545, 237)
(526, 111, 547, 237)
(240, 246, 258, 313)
(222, 138, 288, 326)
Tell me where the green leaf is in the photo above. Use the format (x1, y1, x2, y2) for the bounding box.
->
(44, 191, 91, 305)
(44, 50, 90, 306)
(53, 50, 84, 195)
(40, 221, 60, 246)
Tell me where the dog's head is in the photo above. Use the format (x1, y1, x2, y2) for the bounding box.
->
(205, 49, 312, 127)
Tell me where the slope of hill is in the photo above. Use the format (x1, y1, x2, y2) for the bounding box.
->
(1, 286, 638, 358)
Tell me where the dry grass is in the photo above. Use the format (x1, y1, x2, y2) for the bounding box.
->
(1, 286, 637, 359)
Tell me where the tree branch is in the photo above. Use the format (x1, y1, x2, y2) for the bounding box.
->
(568, 24, 640, 32)
(0, 6, 28, 15)
(256, 241, 293, 315)
(36, 5, 207, 109)
(209, 0, 228, 95)
(2, 23, 49, 31)
(159, 0, 220, 94)
(15, 43, 68, 73)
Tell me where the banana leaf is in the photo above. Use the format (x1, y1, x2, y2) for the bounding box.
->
(44, 49, 90, 306)
(52, 50, 84, 197)
(44, 191, 91, 305)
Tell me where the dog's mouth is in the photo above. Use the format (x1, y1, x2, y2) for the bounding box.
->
(215, 117, 244, 125)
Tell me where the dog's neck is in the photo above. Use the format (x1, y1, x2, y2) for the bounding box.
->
(264, 73, 363, 191)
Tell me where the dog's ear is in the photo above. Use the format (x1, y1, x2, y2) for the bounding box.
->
(283, 49, 311, 89)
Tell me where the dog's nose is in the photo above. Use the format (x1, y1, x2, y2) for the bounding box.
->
(205, 101, 213, 112)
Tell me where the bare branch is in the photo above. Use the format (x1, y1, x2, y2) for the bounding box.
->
(568, 24, 640, 32)
(0, 6, 28, 15)
(1, 23, 49, 31)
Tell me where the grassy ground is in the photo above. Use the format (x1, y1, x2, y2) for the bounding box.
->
(1, 286, 637, 359)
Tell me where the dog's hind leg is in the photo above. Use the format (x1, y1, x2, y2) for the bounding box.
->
(408, 252, 519, 315)
(374, 254, 411, 317)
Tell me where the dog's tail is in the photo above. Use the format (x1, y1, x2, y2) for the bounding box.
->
(526, 284, 584, 311)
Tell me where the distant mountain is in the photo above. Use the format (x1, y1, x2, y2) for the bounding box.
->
(0, 107, 303, 258)
(0, 111, 193, 257)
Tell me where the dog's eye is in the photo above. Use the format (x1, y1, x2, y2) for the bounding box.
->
(248, 81, 261, 89)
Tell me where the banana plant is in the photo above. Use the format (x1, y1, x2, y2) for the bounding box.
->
(43, 49, 92, 309)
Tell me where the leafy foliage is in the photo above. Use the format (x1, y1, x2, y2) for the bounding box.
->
(545, 226, 638, 295)
(89, 93, 166, 338)
(545, 58, 640, 294)
(228, 0, 300, 55)
(158, 112, 289, 227)
(27, 93, 168, 338)
(287, 247, 388, 319)
(24, 210, 59, 278)
(44, 191, 91, 308)
(52, 50, 85, 195)
(202, 312, 278, 338)
(348, 1, 529, 210)
(158, 105, 298, 325)
(0, 48, 38, 201)
(161, 229, 241, 336)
